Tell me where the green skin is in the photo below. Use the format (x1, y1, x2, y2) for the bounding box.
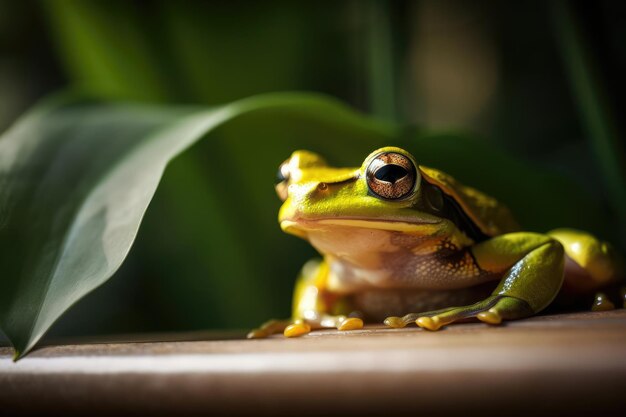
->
(248, 147, 623, 338)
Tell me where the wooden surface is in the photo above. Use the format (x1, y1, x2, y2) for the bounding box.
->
(1, 310, 626, 416)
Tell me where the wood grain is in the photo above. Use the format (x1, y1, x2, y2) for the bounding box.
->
(1, 310, 625, 416)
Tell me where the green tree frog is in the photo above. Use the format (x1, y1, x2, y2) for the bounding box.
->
(249, 147, 624, 338)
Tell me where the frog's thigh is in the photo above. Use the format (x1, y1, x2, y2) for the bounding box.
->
(386, 233, 564, 330)
(474, 232, 565, 313)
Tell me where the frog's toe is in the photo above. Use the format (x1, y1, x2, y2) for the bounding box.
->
(247, 329, 269, 339)
(591, 292, 615, 311)
(384, 316, 405, 328)
(338, 317, 363, 331)
(284, 321, 312, 338)
(416, 316, 443, 331)
(476, 309, 502, 325)
(488, 296, 534, 320)
(384, 312, 424, 328)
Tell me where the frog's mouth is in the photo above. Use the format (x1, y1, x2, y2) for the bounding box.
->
(280, 216, 441, 237)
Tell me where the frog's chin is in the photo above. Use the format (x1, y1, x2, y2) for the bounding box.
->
(280, 217, 442, 236)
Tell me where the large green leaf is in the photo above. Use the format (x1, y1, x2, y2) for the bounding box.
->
(0, 93, 391, 358)
(0, 92, 610, 358)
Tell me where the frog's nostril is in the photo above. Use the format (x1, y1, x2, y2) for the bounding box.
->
(288, 184, 297, 193)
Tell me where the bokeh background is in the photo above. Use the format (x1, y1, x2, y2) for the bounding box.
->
(0, 0, 624, 339)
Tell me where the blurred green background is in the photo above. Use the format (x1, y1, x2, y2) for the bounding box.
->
(0, 0, 624, 339)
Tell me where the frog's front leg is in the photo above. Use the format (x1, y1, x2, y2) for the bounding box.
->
(247, 259, 363, 339)
(385, 233, 564, 331)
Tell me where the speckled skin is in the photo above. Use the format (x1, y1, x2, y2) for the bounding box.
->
(247, 147, 624, 339)
(307, 227, 489, 291)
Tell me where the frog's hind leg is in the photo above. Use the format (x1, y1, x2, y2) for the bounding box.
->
(418, 296, 534, 330)
(386, 232, 565, 331)
(385, 295, 534, 330)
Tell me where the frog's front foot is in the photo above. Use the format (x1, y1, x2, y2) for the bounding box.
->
(384, 295, 534, 331)
(284, 315, 364, 337)
(336, 317, 365, 331)
(283, 320, 313, 337)
(247, 315, 364, 339)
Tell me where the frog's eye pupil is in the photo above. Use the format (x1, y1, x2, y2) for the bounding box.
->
(366, 151, 417, 200)
(374, 164, 407, 183)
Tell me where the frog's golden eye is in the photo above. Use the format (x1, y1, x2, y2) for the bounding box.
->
(366, 152, 417, 200)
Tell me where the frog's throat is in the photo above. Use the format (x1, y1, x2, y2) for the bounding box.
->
(280, 218, 441, 234)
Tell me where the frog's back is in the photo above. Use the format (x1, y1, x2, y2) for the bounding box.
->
(419, 166, 520, 237)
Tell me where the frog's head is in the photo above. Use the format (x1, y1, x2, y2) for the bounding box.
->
(276, 147, 452, 245)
